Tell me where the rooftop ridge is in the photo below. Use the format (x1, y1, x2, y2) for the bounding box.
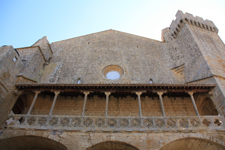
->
(51, 29, 162, 44)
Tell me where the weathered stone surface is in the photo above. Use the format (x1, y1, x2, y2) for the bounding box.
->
(1, 10, 225, 150)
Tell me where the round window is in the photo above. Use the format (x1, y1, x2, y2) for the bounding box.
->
(106, 71, 121, 80)
(103, 65, 124, 80)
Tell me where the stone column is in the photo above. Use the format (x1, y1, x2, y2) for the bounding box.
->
(188, 91, 199, 116)
(135, 92, 143, 117)
(105, 92, 111, 117)
(157, 92, 166, 116)
(82, 92, 90, 116)
(27, 91, 40, 115)
(49, 91, 60, 116)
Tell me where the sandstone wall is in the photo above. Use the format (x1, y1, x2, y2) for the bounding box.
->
(1, 129, 225, 150)
(17, 47, 45, 81)
(0, 46, 24, 126)
(44, 30, 182, 84)
(32, 36, 53, 61)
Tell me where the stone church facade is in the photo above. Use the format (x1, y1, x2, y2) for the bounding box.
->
(0, 10, 225, 149)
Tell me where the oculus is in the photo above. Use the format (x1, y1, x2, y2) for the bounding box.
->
(103, 65, 124, 80)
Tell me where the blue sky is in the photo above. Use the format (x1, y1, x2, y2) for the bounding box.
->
(1, 0, 225, 48)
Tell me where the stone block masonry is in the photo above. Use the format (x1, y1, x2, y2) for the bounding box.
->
(1, 10, 225, 150)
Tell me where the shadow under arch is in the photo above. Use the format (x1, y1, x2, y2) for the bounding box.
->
(86, 141, 139, 150)
(0, 135, 67, 150)
(160, 137, 225, 150)
(11, 90, 32, 115)
(195, 94, 218, 115)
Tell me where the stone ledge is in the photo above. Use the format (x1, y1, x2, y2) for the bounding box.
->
(16, 74, 38, 84)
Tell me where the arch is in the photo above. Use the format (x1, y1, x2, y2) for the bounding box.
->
(11, 91, 32, 114)
(160, 137, 225, 150)
(87, 141, 139, 150)
(0, 135, 67, 150)
(195, 94, 218, 115)
(12, 97, 24, 114)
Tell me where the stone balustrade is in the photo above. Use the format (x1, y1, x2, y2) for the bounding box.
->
(7, 114, 225, 131)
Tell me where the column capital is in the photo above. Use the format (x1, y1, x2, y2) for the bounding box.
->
(157, 92, 164, 96)
(34, 91, 41, 94)
(54, 91, 60, 95)
(135, 92, 143, 96)
(187, 91, 195, 96)
(83, 91, 90, 95)
(105, 92, 111, 96)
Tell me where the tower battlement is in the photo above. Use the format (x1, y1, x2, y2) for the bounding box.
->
(169, 10, 218, 39)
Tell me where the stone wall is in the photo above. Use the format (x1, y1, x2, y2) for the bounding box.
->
(46, 30, 182, 84)
(0, 129, 225, 150)
(0, 46, 23, 98)
(175, 24, 212, 82)
(0, 46, 24, 126)
(17, 47, 45, 81)
(32, 36, 53, 61)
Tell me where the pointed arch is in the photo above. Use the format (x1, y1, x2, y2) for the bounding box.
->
(11, 90, 34, 114)
(195, 94, 218, 115)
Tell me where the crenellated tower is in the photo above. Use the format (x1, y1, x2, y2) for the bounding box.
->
(1, 10, 225, 150)
(163, 10, 225, 115)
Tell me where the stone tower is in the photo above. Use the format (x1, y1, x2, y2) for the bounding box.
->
(162, 10, 225, 115)
(0, 10, 225, 150)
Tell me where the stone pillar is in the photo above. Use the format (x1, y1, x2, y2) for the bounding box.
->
(82, 92, 90, 116)
(105, 92, 111, 117)
(27, 91, 40, 115)
(135, 92, 143, 117)
(49, 91, 60, 116)
(188, 91, 199, 116)
(157, 92, 166, 116)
